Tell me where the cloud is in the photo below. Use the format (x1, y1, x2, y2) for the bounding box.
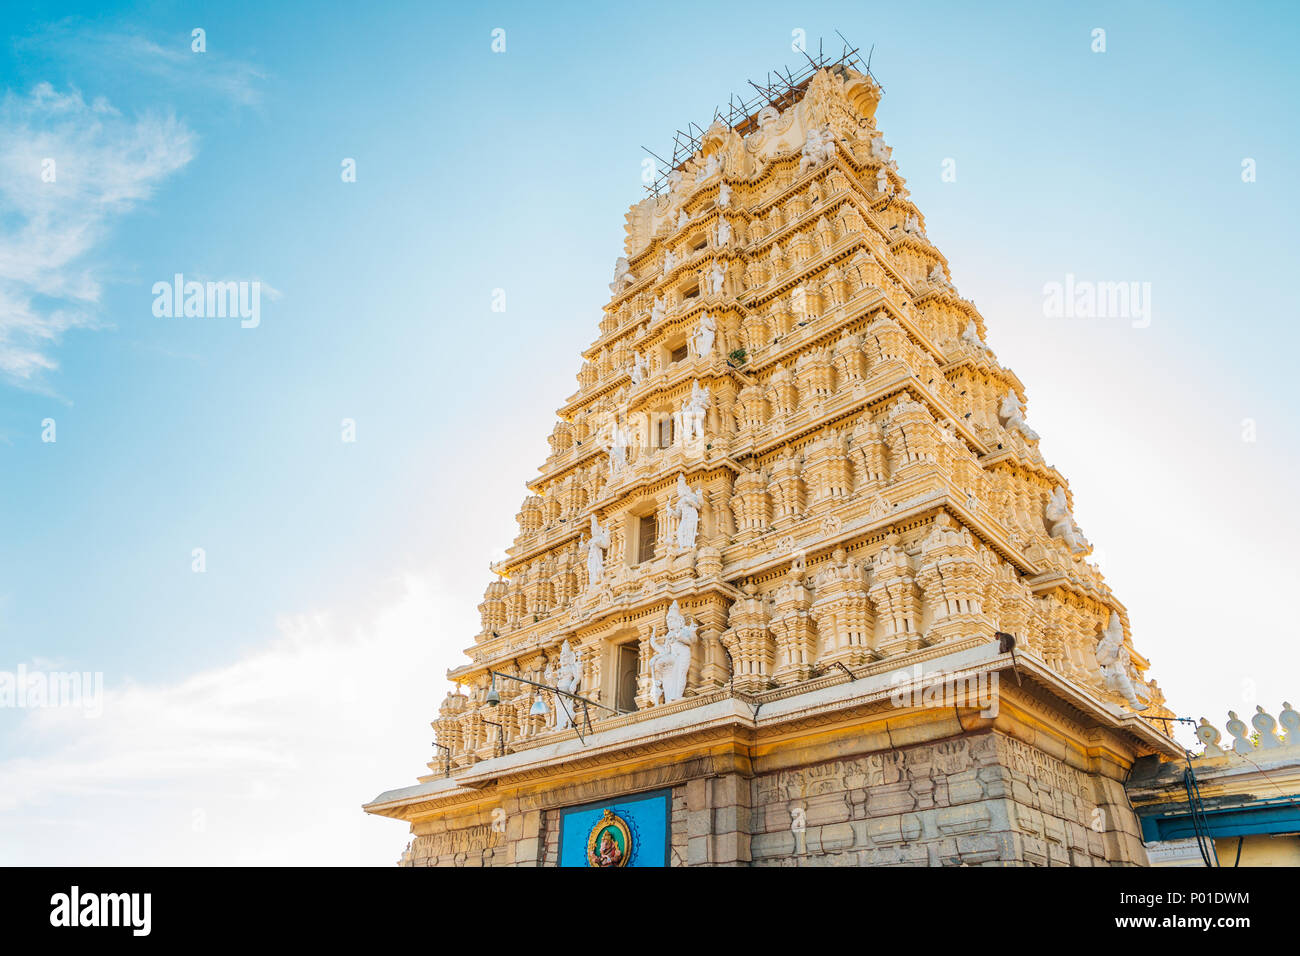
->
(18, 25, 267, 108)
(0, 571, 461, 865)
(0, 83, 195, 389)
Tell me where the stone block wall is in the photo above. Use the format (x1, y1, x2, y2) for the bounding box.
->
(401, 730, 1147, 866)
(747, 731, 1147, 866)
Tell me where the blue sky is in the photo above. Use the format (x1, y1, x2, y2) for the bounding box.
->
(1, 1, 1297, 864)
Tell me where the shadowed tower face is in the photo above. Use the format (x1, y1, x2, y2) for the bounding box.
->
(368, 60, 1176, 868)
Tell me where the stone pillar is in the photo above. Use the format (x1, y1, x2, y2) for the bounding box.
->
(506, 806, 545, 867)
(686, 772, 752, 866)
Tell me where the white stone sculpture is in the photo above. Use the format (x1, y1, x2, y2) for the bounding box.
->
(799, 125, 836, 174)
(999, 388, 1040, 442)
(680, 380, 710, 444)
(904, 213, 924, 237)
(549, 639, 583, 730)
(1226, 711, 1252, 755)
(817, 126, 837, 162)
(662, 249, 677, 275)
(608, 257, 635, 294)
(870, 135, 891, 162)
(608, 422, 630, 478)
(677, 209, 689, 231)
(875, 166, 889, 194)
(630, 350, 648, 385)
(961, 319, 987, 351)
(585, 514, 609, 586)
(1096, 613, 1148, 712)
(690, 312, 716, 358)
(672, 473, 702, 550)
(928, 264, 952, 290)
(715, 217, 731, 247)
(666, 169, 683, 194)
(706, 260, 727, 296)
(648, 600, 696, 704)
(799, 127, 823, 174)
(1046, 485, 1090, 553)
(650, 295, 665, 324)
(1198, 704, 1299, 758)
(718, 181, 731, 207)
(702, 153, 721, 179)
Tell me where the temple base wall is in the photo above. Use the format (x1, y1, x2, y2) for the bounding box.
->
(398, 727, 1150, 867)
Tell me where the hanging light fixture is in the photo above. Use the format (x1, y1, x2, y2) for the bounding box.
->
(529, 694, 549, 717)
(485, 675, 501, 707)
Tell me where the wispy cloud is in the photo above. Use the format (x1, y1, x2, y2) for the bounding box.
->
(0, 83, 195, 389)
(0, 572, 454, 865)
(17, 24, 267, 108)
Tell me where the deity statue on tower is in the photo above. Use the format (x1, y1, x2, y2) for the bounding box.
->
(584, 514, 609, 585)
(608, 421, 631, 478)
(671, 473, 702, 550)
(690, 312, 716, 358)
(630, 350, 648, 385)
(680, 380, 710, 444)
(648, 601, 697, 705)
(547, 639, 583, 730)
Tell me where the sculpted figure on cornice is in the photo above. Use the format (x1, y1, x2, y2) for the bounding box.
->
(869, 133, 892, 165)
(1095, 612, 1149, 712)
(799, 125, 837, 175)
(609, 257, 635, 294)
(1045, 486, 1090, 554)
(961, 319, 988, 352)
(928, 264, 953, 292)
(999, 388, 1040, 442)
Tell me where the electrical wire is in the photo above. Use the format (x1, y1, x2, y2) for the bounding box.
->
(1182, 762, 1220, 867)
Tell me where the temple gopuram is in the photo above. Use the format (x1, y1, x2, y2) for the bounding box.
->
(364, 51, 1187, 867)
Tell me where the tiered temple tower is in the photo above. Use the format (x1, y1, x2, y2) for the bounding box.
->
(365, 61, 1180, 867)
